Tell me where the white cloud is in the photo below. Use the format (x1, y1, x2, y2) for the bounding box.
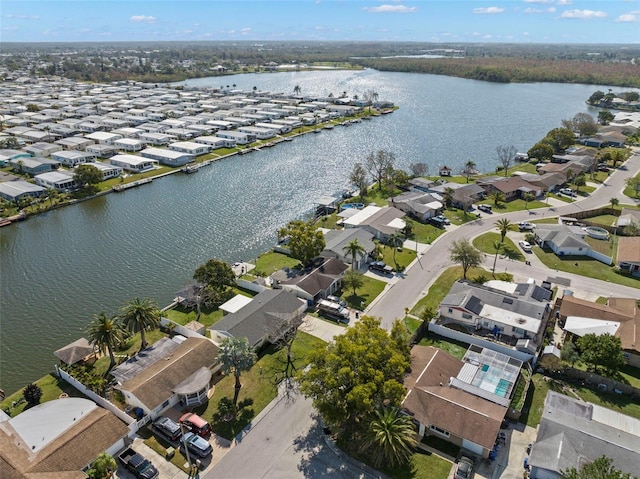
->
(130, 15, 157, 24)
(4, 13, 39, 20)
(525, 7, 555, 13)
(616, 12, 639, 22)
(523, 0, 553, 4)
(560, 9, 607, 19)
(556, 0, 572, 5)
(473, 6, 505, 14)
(523, 31, 530, 35)
(363, 4, 417, 13)
(240, 27, 251, 34)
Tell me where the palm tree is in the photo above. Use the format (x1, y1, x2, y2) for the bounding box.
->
(494, 218, 512, 243)
(491, 191, 505, 207)
(293, 85, 301, 96)
(343, 238, 366, 270)
(87, 312, 124, 372)
(46, 188, 59, 207)
(610, 197, 619, 209)
(119, 297, 160, 351)
(573, 173, 586, 193)
(443, 187, 455, 208)
(359, 407, 417, 468)
(463, 160, 477, 183)
(491, 240, 503, 277)
(387, 232, 404, 269)
(523, 192, 535, 210)
(219, 337, 257, 406)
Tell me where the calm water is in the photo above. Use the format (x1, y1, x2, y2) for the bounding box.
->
(0, 70, 607, 395)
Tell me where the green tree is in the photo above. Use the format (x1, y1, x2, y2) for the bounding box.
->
(561, 455, 635, 479)
(73, 164, 102, 190)
(119, 297, 161, 351)
(87, 312, 124, 373)
(365, 149, 396, 191)
(449, 239, 483, 279)
(491, 191, 505, 206)
(359, 407, 417, 468)
(527, 142, 555, 162)
(298, 316, 410, 440)
(625, 176, 640, 198)
(0, 136, 21, 149)
(494, 218, 513, 243)
(409, 162, 428, 177)
(598, 110, 615, 125)
(561, 341, 580, 367)
(387, 232, 404, 269)
(349, 162, 369, 198)
(388, 168, 410, 189)
(343, 238, 366, 270)
(576, 333, 626, 375)
(610, 197, 619, 209)
(46, 187, 59, 207)
(587, 90, 605, 105)
(443, 187, 455, 208)
(193, 258, 236, 306)
(491, 240, 503, 278)
(23, 383, 43, 408)
(87, 452, 117, 479)
(342, 269, 364, 297)
(496, 145, 517, 177)
(543, 127, 575, 153)
(462, 160, 477, 183)
(278, 220, 325, 266)
(523, 192, 535, 210)
(293, 85, 301, 96)
(219, 337, 257, 406)
(573, 173, 586, 193)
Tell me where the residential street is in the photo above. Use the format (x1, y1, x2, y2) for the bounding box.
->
(370, 147, 640, 329)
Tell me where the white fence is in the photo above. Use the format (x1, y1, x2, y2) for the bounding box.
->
(236, 278, 267, 293)
(588, 249, 613, 265)
(428, 321, 535, 363)
(159, 317, 207, 338)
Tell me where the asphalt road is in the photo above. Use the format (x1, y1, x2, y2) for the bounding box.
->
(370, 148, 640, 329)
(207, 387, 386, 479)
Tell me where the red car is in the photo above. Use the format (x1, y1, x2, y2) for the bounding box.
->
(179, 412, 211, 437)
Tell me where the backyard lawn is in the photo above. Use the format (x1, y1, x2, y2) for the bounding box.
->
(380, 450, 452, 479)
(418, 332, 469, 360)
(199, 331, 326, 441)
(532, 247, 640, 288)
(340, 275, 387, 310)
(252, 251, 301, 276)
(164, 305, 224, 328)
(1, 374, 82, 417)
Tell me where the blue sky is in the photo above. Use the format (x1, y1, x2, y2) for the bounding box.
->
(2, 1, 639, 44)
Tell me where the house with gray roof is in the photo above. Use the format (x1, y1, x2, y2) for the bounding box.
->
(438, 279, 551, 343)
(10, 156, 60, 176)
(0, 179, 45, 202)
(388, 190, 443, 222)
(529, 391, 640, 479)
(208, 289, 307, 350)
(272, 256, 349, 302)
(343, 205, 406, 242)
(322, 228, 375, 269)
(534, 224, 612, 264)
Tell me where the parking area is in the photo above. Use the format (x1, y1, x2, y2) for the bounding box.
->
(473, 421, 538, 479)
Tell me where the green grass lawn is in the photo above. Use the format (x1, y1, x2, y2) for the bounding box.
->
(443, 208, 476, 225)
(316, 213, 341, 229)
(379, 243, 417, 271)
(200, 331, 326, 441)
(585, 214, 619, 227)
(531, 217, 560, 225)
(408, 218, 447, 244)
(341, 275, 387, 310)
(472, 232, 525, 261)
(478, 198, 548, 213)
(584, 235, 616, 258)
(418, 332, 469, 360)
(532, 247, 640, 288)
(1, 374, 83, 417)
(164, 305, 224, 328)
(252, 251, 301, 276)
(380, 449, 452, 479)
(623, 173, 640, 199)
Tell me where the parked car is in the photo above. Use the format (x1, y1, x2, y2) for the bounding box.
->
(518, 221, 535, 231)
(326, 295, 347, 308)
(597, 163, 610, 172)
(454, 456, 474, 479)
(435, 214, 451, 225)
(369, 261, 393, 275)
(317, 299, 350, 324)
(153, 416, 182, 442)
(518, 240, 533, 253)
(118, 448, 159, 479)
(180, 431, 213, 458)
(428, 216, 447, 229)
(559, 188, 576, 197)
(179, 413, 211, 437)
(477, 204, 492, 213)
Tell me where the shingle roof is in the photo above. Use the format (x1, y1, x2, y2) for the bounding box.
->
(617, 236, 640, 263)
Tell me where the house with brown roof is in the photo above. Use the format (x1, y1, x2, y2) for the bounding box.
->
(111, 336, 219, 415)
(0, 398, 129, 478)
(476, 176, 543, 201)
(272, 256, 348, 302)
(616, 236, 640, 278)
(402, 345, 516, 458)
(559, 294, 640, 367)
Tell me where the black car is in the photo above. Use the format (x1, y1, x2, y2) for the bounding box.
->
(428, 216, 446, 229)
(153, 416, 182, 442)
(369, 261, 393, 274)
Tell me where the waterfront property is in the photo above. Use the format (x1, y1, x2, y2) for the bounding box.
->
(388, 190, 443, 222)
(90, 161, 123, 181)
(111, 336, 220, 415)
(194, 135, 234, 149)
(208, 289, 307, 350)
(109, 154, 157, 173)
(271, 256, 348, 302)
(9, 156, 59, 176)
(342, 205, 406, 242)
(321, 228, 376, 269)
(141, 147, 194, 167)
(168, 141, 211, 156)
(0, 179, 45, 202)
(34, 170, 76, 192)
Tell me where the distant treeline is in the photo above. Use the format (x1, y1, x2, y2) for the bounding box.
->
(357, 57, 640, 88)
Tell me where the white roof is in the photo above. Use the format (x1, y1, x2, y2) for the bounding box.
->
(111, 154, 152, 166)
(85, 131, 121, 141)
(114, 138, 143, 145)
(484, 280, 519, 294)
(387, 217, 406, 229)
(481, 303, 541, 333)
(35, 170, 74, 182)
(219, 294, 254, 314)
(564, 316, 620, 337)
(343, 205, 381, 226)
(8, 398, 97, 452)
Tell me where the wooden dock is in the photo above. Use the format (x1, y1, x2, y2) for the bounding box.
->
(112, 178, 153, 192)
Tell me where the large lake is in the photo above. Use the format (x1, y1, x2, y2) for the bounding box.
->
(0, 70, 606, 395)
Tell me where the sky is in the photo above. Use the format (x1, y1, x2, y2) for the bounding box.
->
(1, 0, 639, 44)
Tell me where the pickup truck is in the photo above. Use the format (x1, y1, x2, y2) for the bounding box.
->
(118, 447, 159, 479)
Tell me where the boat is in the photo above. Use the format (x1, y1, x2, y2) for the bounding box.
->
(182, 165, 198, 174)
(323, 124, 334, 130)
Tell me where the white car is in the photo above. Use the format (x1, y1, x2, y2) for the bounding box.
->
(518, 221, 535, 231)
(519, 240, 532, 253)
